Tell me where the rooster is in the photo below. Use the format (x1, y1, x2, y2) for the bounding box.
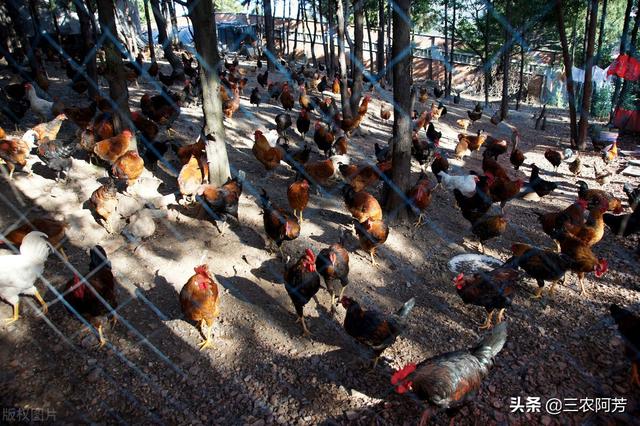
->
(284, 249, 321, 336)
(253, 130, 285, 171)
(392, 323, 508, 426)
(407, 173, 433, 226)
(0, 232, 51, 324)
(32, 114, 67, 141)
(316, 232, 350, 309)
(342, 296, 415, 368)
(93, 130, 134, 164)
(354, 218, 389, 265)
(36, 138, 75, 181)
(63, 246, 118, 347)
(544, 148, 563, 172)
(111, 150, 144, 187)
(196, 173, 244, 232)
(260, 189, 300, 257)
(180, 264, 220, 350)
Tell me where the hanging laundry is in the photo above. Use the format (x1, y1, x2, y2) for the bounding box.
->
(591, 66, 610, 87)
(571, 66, 585, 83)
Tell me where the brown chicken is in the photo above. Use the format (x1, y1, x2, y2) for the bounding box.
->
(252, 130, 285, 171)
(510, 131, 525, 170)
(332, 77, 340, 94)
(557, 233, 608, 295)
(341, 97, 370, 135)
(131, 111, 159, 142)
(32, 114, 67, 141)
(471, 213, 507, 253)
(339, 162, 389, 193)
(301, 158, 336, 187)
(222, 86, 241, 118)
(284, 249, 321, 336)
(431, 153, 449, 183)
(260, 189, 300, 256)
(391, 323, 507, 425)
(94, 130, 133, 164)
(316, 232, 350, 308)
(343, 184, 383, 223)
(536, 200, 588, 250)
(544, 148, 563, 172)
(111, 150, 144, 187)
(576, 180, 623, 213)
(63, 103, 96, 129)
(563, 203, 607, 247)
(89, 180, 119, 233)
(418, 87, 428, 103)
(354, 218, 389, 265)
(63, 246, 118, 347)
(380, 104, 392, 123)
(461, 130, 487, 155)
(0, 127, 5, 139)
(93, 113, 115, 140)
(456, 118, 470, 131)
(180, 264, 220, 350)
(140, 90, 181, 132)
(453, 175, 492, 224)
(280, 84, 295, 111)
(454, 137, 470, 160)
(505, 243, 573, 298)
(313, 121, 335, 156)
(178, 155, 204, 203)
(2, 217, 68, 259)
(0, 138, 30, 179)
(610, 304, 640, 387)
(407, 173, 433, 226)
(485, 171, 523, 211)
(174, 138, 206, 166)
(196, 173, 244, 230)
(454, 268, 520, 329)
(287, 179, 309, 222)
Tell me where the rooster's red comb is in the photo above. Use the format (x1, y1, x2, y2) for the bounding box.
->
(391, 363, 417, 385)
(194, 264, 209, 275)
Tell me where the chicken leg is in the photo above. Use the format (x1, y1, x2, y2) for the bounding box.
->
(419, 408, 433, 426)
(2, 302, 19, 325)
(33, 289, 48, 315)
(97, 324, 107, 348)
(530, 287, 545, 299)
(296, 315, 311, 336)
(198, 319, 214, 350)
(414, 213, 424, 227)
(496, 308, 506, 324)
(578, 274, 588, 296)
(631, 363, 640, 387)
(479, 310, 494, 329)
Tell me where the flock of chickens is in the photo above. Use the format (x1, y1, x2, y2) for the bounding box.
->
(0, 48, 639, 424)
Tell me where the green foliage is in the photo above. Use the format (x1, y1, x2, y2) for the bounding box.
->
(591, 83, 613, 118)
(215, 0, 244, 13)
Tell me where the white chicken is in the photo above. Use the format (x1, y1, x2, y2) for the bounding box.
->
(438, 171, 479, 197)
(25, 83, 53, 122)
(0, 231, 51, 324)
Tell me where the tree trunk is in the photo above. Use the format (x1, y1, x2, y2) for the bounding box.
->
(285, 0, 291, 56)
(96, 0, 134, 144)
(336, 0, 352, 118)
(610, 0, 634, 119)
(166, 0, 179, 47)
(377, 0, 385, 75)
(483, 0, 490, 106)
(581, 0, 591, 66)
(384, 0, 412, 222)
(143, 0, 155, 59)
(350, 0, 364, 114)
(311, 0, 319, 67)
(264, 0, 276, 70)
(570, 13, 577, 63)
(556, 0, 578, 146)
(76, 0, 98, 98)
(187, 0, 230, 187)
(303, 0, 317, 66)
(328, 0, 336, 74)
(499, 26, 509, 119)
(386, 0, 392, 82)
(292, 0, 301, 55)
(319, 0, 330, 71)
(150, 0, 183, 77)
(595, 0, 607, 65)
(516, 44, 525, 110)
(6, 0, 46, 88)
(577, 0, 598, 151)
(447, 0, 456, 97)
(365, 5, 374, 74)
(443, 0, 449, 89)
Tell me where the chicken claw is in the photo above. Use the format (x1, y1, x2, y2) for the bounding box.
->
(496, 308, 506, 324)
(96, 324, 107, 348)
(479, 310, 494, 329)
(530, 287, 544, 299)
(2, 303, 19, 325)
(296, 316, 311, 336)
(414, 214, 424, 227)
(198, 319, 214, 350)
(34, 290, 48, 315)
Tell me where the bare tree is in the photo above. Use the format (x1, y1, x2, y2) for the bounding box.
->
(350, 0, 365, 114)
(336, 0, 352, 118)
(143, 0, 155, 60)
(447, 0, 456, 97)
(150, 0, 183, 77)
(5, 0, 46, 86)
(377, 0, 385, 74)
(577, 0, 598, 150)
(264, 0, 276, 70)
(95, 0, 134, 143)
(292, 0, 302, 55)
(186, 0, 231, 186)
(364, 5, 374, 74)
(76, 0, 98, 98)
(556, 0, 578, 146)
(328, 0, 337, 75)
(384, 0, 412, 222)
(319, 0, 330, 70)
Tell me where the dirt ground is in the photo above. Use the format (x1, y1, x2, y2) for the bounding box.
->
(0, 55, 639, 426)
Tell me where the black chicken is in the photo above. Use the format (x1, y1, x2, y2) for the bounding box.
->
(610, 304, 640, 387)
(250, 87, 261, 107)
(315, 231, 350, 309)
(520, 164, 558, 199)
(284, 249, 321, 336)
(275, 113, 292, 136)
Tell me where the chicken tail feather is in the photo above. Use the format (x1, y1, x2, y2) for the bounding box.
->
(471, 322, 507, 367)
(396, 297, 416, 319)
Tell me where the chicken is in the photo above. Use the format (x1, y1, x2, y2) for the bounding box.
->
(341, 296, 415, 368)
(284, 249, 321, 336)
(504, 243, 572, 298)
(0, 232, 51, 324)
(536, 200, 588, 250)
(63, 102, 97, 129)
(93, 130, 133, 164)
(280, 84, 295, 111)
(287, 179, 309, 222)
(460, 130, 487, 155)
(454, 268, 520, 329)
(391, 323, 507, 426)
(418, 86, 429, 103)
(339, 161, 389, 193)
(426, 122, 442, 144)
(222, 86, 241, 119)
(131, 111, 159, 142)
(430, 102, 447, 121)
(521, 164, 558, 198)
(610, 304, 640, 387)
(509, 131, 525, 170)
(301, 157, 339, 187)
(456, 118, 470, 131)
(90, 180, 120, 233)
(332, 77, 340, 94)
(174, 137, 206, 166)
(32, 113, 67, 142)
(601, 141, 618, 164)
(253, 130, 285, 171)
(354, 218, 389, 265)
(438, 172, 479, 197)
(562, 203, 607, 247)
(569, 156, 582, 176)
(0, 138, 30, 179)
(340, 97, 370, 135)
(544, 148, 563, 172)
(111, 150, 144, 187)
(471, 213, 507, 253)
(260, 189, 300, 256)
(467, 109, 482, 122)
(482, 137, 508, 160)
(2, 217, 68, 260)
(25, 83, 53, 121)
(296, 109, 311, 141)
(36, 138, 75, 180)
(178, 155, 204, 203)
(485, 170, 523, 211)
(576, 180, 623, 213)
(274, 113, 292, 136)
(454, 136, 470, 160)
(433, 86, 444, 98)
(0, 86, 30, 127)
(313, 121, 335, 156)
(63, 246, 118, 347)
(257, 70, 268, 87)
(380, 104, 392, 123)
(196, 173, 244, 230)
(454, 176, 492, 224)
(140, 90, 182, 132)
(603, 210, 640, 238)
(556, 233, 608, 295)
(93, 112, 115, 140)
(282, 142, 311, 168)
(180, 264, 220, 350)
(249, 87, 261, 107)
(407, 172, 433, 226)
(316, 233, 350, 308)
(343, 184, 383, 223)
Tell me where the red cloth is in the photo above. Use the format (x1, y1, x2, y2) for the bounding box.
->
(607, 54, 640, 81)
(613, 108, 640, 132)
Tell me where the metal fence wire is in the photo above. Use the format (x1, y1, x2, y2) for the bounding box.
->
(0, 0, 639, 424)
